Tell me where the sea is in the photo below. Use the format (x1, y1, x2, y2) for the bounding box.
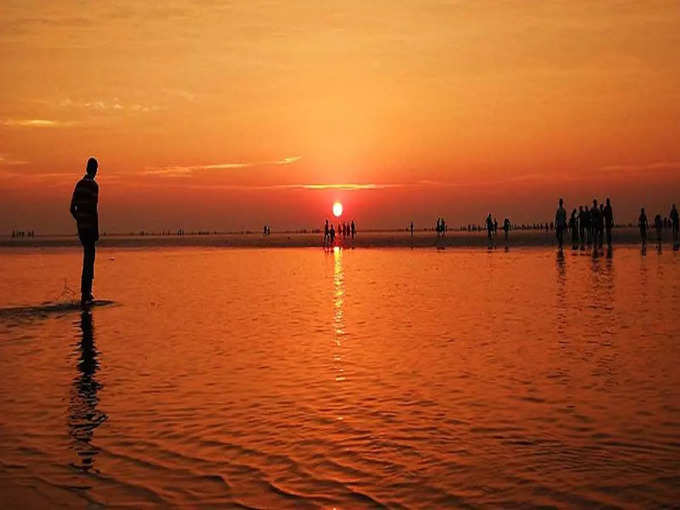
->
(0, 243, 679, 507)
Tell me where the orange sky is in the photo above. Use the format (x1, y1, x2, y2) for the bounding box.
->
(1, 0, 679, 232)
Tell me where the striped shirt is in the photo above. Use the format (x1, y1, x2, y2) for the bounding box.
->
(70, 175, 99, 232)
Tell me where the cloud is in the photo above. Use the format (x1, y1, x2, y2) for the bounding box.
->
(144, 156, 302, 176)
(57, 98, 159, 113)
(297, 183, 401, 190)
(0, 154, 28, 166)
(0, 119, 77, 128)
(597, 161, 680, 173)
(124, 181, 408, 192)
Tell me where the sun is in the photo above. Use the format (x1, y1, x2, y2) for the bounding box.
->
(332, 201, 343, 218)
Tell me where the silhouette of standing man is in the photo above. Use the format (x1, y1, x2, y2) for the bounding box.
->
(70, 157, 99, 306)
(555, 198, 567, 251)
(639, 208, 648, 246)
(670, 204, 679, 249)
(603, 198, 614, 248)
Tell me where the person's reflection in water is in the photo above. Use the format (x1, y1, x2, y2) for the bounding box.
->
(69, 312, 107, 472)
(555, 250, 567, 337)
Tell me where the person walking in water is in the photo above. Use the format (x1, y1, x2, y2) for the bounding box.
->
(351, 220, 356, 239)
(70, 157, 99, 306)
(590, 199, 601, 251)
(323, 219, 329, 246)
(598, 203, 605, 249)
(485, 213, 494, 248)
(503, 218, 511, 246)
(583, 204, 592, 248)
(569, 209, 578, 250)
(639, 208, 648, 246)
(654, 214, 663, 247)
(410, 221, 414, 237)
(670, 204, 679, 249)
(578, 205, 586, 250)
(555, 198, 567, 251)
(603, 198, 614, 248)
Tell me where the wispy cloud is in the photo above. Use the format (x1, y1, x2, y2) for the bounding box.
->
(597, 161, 680, 173)
(0, 154, 28, 166)
(1, 119, 78, 128)
(297, 183, 400, 190)
(57, 98, 160, 113)
(125, 181, 409, 192)
(144, 156, 302, 176)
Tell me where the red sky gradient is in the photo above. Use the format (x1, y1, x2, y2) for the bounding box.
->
(1, 0, 679, 233)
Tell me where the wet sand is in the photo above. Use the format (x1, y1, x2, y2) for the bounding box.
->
(0, 227, 656, 249)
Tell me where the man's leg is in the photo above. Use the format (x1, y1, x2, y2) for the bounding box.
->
(81, 238, 95, 300)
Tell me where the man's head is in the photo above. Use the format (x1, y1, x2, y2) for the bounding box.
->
(593, 199, 598, 207)
(86, 157, 98, 177)
(559, 198, 563, 207)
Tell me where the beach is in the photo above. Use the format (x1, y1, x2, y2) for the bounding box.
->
(0, 245, 679, 507)
(0, 227, 654, 249)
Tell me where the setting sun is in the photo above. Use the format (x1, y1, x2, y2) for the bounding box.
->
(332, 202, 343, 218)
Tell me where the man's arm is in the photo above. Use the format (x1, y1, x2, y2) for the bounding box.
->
(70, 183, 79, 218)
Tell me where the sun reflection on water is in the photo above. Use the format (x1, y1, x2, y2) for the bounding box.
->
(333, 247, 346, 383)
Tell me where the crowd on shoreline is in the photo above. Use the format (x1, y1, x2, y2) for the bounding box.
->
(550, 199, 680, 252)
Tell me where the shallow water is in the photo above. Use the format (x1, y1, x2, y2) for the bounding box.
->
(0, 246, 679, 508)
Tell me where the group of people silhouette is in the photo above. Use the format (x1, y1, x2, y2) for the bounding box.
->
(553, 198, 680, 253)
(323, 219, 356, 247)
(638, 205, 680, 250)
(554, 198, 615, 252)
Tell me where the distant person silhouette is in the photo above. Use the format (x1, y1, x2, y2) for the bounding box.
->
(323, 220, 329, 246)
(70, 157, 99, 307)
(603, 198, 614, 248)
(330, 224, 335, 244)
(555, 198, 567, 250)
(670, 204, 679, 248)
(639, 208, 648, 245)
(590, 200, 601, 251)
(351, 220, 356, 239)
(410, 221, 414, 237)
(598, 203, 605, 248)
(486, 213, 494, 246)
(654, 214, 663, 245)
(583, 205, 592, 247)
(569, 209, 578, 249)
(503, 218, 510, 245)
(578, 205, 586, 249)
